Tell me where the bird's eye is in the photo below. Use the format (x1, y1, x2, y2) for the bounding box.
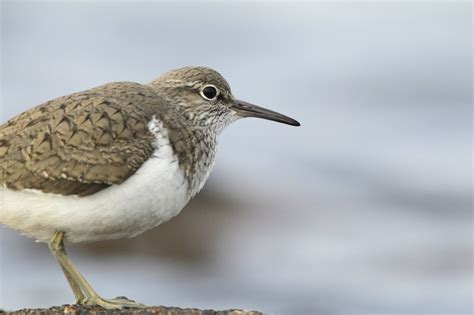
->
(200, 85, 218, 101)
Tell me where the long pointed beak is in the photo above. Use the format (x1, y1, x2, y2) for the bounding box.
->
(231, 100, 300, 126)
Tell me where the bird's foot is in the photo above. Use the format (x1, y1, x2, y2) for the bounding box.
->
(74, 297, 86, 305)
(83, 296, 148, 309)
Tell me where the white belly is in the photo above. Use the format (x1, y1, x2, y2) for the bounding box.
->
(0, 153, 190, 243)
(0, 116, 195, 243)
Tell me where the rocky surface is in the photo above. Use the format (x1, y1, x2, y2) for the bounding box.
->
(1, 305, 262, 315)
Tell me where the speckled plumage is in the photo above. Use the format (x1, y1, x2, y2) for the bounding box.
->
(0, 82, 157, 196)
(0, 67, 231, 197)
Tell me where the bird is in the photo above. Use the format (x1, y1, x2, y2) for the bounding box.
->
(0, 66, 300, 309)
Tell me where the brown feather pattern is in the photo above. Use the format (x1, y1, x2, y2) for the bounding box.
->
(0, 82, 161, 196)
(1, 67, 233, 197)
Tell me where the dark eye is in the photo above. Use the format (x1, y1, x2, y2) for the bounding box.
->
(200, 85, 218, 100)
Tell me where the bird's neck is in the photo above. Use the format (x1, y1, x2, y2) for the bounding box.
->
(158, 111, 218, 198)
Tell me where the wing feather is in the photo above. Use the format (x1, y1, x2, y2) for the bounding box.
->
(0, 82, 161, 196)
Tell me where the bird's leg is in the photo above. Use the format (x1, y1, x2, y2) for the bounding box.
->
(48, 232, 86, 303)
(58, 263, 86, 303)
(48, 231, 148, 309)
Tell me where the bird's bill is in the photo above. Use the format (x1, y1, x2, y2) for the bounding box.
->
(231, 100, 300, 126)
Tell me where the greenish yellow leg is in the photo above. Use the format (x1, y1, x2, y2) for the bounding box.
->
(48, 231, 148, 309)
(48, 232, 86, 303)
(58, 263, 86, 303)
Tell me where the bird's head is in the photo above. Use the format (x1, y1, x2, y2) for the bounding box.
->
(149, 67, 300, 133)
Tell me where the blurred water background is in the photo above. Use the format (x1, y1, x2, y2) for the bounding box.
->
(0, 1, 472, 314)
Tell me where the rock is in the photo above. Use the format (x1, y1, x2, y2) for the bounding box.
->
(1, 305, 262, 315)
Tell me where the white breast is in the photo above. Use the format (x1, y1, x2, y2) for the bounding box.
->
(0, 116, 194, 243)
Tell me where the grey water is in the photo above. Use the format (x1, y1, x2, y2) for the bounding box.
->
(0, 2, 472, 314)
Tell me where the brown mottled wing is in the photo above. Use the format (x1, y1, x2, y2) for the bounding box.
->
(0, 82, 161, 196)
